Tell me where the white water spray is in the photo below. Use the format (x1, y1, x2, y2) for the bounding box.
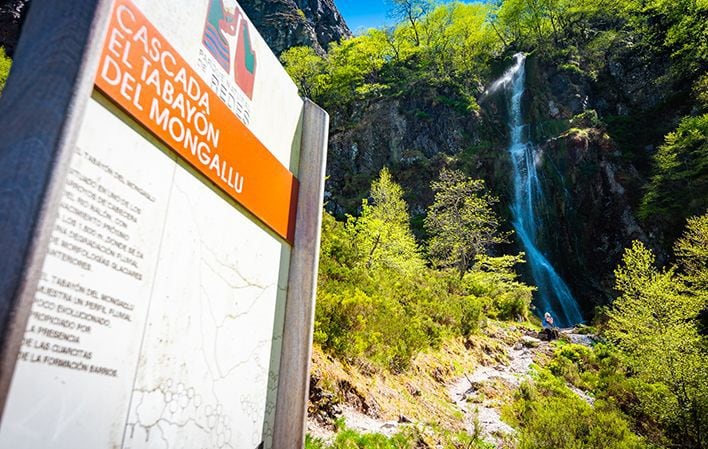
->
(485, 53, 526, 96)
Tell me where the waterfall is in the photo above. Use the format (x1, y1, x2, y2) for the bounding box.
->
(493, 53, 584, 327)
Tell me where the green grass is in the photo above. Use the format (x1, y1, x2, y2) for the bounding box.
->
(306, 428, 414, 449)
(306, 425, 497, 449)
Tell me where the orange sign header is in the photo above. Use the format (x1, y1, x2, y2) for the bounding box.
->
(95, 0, 299, 243)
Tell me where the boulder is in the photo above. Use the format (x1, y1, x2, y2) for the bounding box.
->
(538, 328, 561, 341)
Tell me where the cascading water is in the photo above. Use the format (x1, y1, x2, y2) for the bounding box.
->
(491, 53, 584, 327)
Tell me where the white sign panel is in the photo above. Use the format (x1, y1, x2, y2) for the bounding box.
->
(0, 0, 306, 448)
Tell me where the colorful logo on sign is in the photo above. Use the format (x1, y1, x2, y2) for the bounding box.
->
(202, 0, 257, 98)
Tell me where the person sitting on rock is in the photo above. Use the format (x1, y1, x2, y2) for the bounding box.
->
(543, 312, 555, 328)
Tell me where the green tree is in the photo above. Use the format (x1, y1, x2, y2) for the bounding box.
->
(424, 168, 504, 277)
(281, 31, 392, 107)
(495, 0, 557, 49)
(490, 0, 631, 53)
(323, 31, 392, 105)
(347, 167, 425, 276)
(638, 0, 708, 79)
(675, 212, 708, 291)
(694, 75, 708, 110)
(280, 46, 327, 99)
(315, 175, 466, 369)
(606, 239, 707, 448)
(382, 25, 420, 63)
(640, 114, 708, 236)
(419, 3, 502, 82)
(388, 0, 434, 46)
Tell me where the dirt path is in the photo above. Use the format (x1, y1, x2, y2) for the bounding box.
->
(449, 334, 542, 446)
(307, 334, 546, 444)
(449, 329, 596, 446)
(307, 328, 595, 446)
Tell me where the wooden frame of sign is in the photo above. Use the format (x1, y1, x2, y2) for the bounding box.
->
(0, 1, 327, 448)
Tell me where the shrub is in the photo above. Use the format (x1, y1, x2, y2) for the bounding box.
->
(511, 383, 649, 449)
(315, 171, 533, 371)
(0, 47, 11, 94)
(464, 254, 534, 321)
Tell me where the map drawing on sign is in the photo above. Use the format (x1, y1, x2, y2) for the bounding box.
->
(122, 167, 287, 449)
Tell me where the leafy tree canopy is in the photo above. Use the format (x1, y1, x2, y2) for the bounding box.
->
(425, 168, 505, 277)
(605, 217, 708, 448)
(640, 114, 708, 235)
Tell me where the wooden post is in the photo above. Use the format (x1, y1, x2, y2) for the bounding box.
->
(273, 99, 329, 449)
(0, 0, 111, 416)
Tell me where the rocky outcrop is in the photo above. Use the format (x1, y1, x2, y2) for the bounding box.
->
(240, 0, 351, 56)
(524, 45, 674, 123)
(535, 121, 646, 310)
(296, 0, 351, 52)
(325, 84, 489, 216)
(595, 39, 673, 116)
(0, 0, 349, 58)
(0, 0, 30, 56)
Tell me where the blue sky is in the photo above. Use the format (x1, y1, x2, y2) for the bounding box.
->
(335, 0, 394, 34)
(335, 0, 478, 34)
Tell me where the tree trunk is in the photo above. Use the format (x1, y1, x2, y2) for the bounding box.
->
(366, 234, 382, 269)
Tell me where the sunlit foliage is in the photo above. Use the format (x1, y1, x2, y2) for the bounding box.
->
(425, 168, 504, 277)
(0, 47, 11, 94)
(605, 216, 708, 448)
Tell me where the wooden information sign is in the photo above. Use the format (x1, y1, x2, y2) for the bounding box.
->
(97, 0, 299, 242)
(0, 1, 328, 448)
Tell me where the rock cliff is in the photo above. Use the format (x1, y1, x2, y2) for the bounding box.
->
(240, 0, 351, 55)
(0, 0, 350, 58)
(321, 46, 690, 311)
(326, 83, 490, 216)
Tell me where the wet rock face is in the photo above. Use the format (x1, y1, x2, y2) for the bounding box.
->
(523, 57, 593, 124)
(546, 68, 590, 118)
(596, 40, 672, 115)
(535, 125, 646, 311)
(239, 0, 351, 56)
